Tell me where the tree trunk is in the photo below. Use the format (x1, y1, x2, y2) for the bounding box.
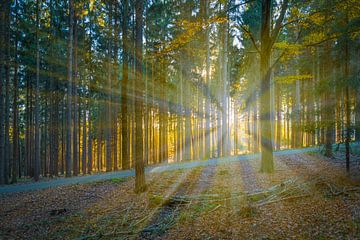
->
(66, 0, 74, 177)
(12, 13, 19, 183)
(276, 86, 281, 150)
(222, 3, 229, 157)
(106, 2, 113, 172)
(88, 115, 92, 174)
(344, 33, 350, 173)
(0, 0, 5, 185)
(34, 0, 41, 181)
(72, 12, 78, 176)
(121, 0, 130, 170)
(259, 0, 274, 173)
(204, 0, 211, 159)
(82, 109, 87, 174)
(134, 0, 146, 193)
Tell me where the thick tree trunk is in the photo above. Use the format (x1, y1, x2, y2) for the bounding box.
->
(222, 3, 229, 157)
(134, 0, 146, 193)
(121, 0, 130, 170)
(259, 0, 274, 173)
(1, 0, 11, 184)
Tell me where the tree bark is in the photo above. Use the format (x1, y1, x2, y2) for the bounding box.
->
(106, 2, 113, 172)
(259, 0, 274, 173)
(34, 0, 41, 181)
(121, 0, 130, 170)
(134, 0, 146, 193)
(66, 0, 74, 177)
(12, 8, 19, 183)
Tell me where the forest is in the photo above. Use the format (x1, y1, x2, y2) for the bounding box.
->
(0, 0, 360, 239)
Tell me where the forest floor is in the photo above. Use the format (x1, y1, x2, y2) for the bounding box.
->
(1, 150, 360, 239)
(0, 147, 319, 194)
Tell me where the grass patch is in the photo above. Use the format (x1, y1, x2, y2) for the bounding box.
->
(109, 177, 128, 184)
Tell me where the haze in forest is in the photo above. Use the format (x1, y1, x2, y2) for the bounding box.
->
(0, 0, 360, 238)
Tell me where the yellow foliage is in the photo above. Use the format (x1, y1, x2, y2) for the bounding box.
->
(275, 74, 313, 84)
(152, 17, 227, 58)
(89, 0, 95, 12)
(303, 31, 327, 45)
(98, 15, 105, 27)
(80, 9, 89, 18)
(273, 41, 302, 51)
(308, 12, 326, 25)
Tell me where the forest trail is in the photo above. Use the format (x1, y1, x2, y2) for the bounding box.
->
(1, 151, 359, 239)
(0, 147, 318, 194)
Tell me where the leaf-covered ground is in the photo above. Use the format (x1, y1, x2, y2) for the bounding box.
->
(1, 152, 360, 239)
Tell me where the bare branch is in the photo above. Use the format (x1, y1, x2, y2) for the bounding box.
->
(236, 24, 261, 54)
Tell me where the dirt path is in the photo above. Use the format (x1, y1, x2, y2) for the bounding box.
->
(139, 164, 218, 239)
(0, 147, 317, 194)
(239, 159, 261, 193)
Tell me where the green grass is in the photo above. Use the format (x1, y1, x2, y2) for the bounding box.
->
(109, 177, 128, 184)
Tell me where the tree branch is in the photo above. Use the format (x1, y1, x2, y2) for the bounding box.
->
(236, 24, 260, 54)
(270, 0, 289, 46)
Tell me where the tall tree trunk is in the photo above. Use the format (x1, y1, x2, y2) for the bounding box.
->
(12, 12, 19, 183)
(121, 0, 130, 170)
(49, 0, 59, 177)
(0, 0, 11, 184)
(0, 0, 5, 185)
(259, 0, 274, 173)
(113, 6, 119, 170)
(106, 2, 113, 172)
(72, 12, 78, 176)
(222, 2, 229, 157)
(4, 0, 10, 184)
(134, 0, 146, 193)
(323, 43, 334, 157)
(34, 0, 41, 181)
(204, 0, 211, 159)
(344, 33, 350, 173)
(66, 0, 74, 177)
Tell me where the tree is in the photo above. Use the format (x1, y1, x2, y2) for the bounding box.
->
(66, 0, 74, 178)
(259, 0, 289, 173)
(134, 0, 146, 193)
(0, 0, 7, 185)
(34, 0, 41, 181)
(12, 0, 19, 183)
(121, 0, 130, 170)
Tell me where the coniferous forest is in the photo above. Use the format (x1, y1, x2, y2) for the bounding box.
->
(1, 0, 360, 239)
